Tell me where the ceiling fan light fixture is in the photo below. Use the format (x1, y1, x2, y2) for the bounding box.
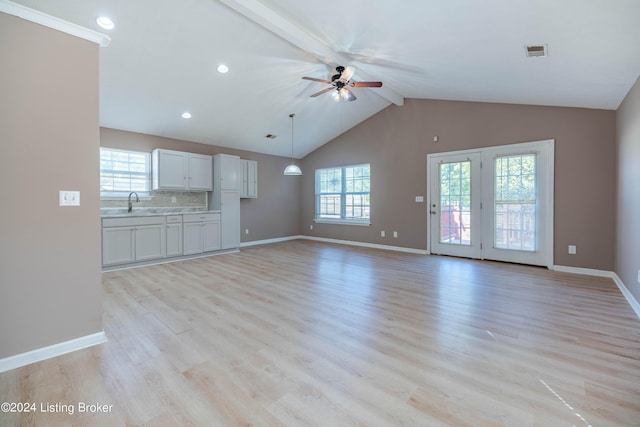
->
(303, 65, 380, 102)
(284, 113, 302, 176)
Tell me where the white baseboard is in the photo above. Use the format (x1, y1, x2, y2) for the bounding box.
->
(102, 248, 240, 272)
(552, 265, 614, 277)
(240, 234, 428, 255)
(553, 265, 640, 319)
(300, 235, 429, 255)
(240, 235, 300, 247)
(611, 273, 640, 319)
(0, 331, 107, 373)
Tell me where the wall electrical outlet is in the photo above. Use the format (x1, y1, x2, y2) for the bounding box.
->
(393, 231, 398, 238)
(568, 245, 577, 255)
(380, 230, 385, 238)
(245, 229, 249, 235)
(309, 224, 313, 230)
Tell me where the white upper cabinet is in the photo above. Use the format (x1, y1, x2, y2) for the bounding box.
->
(153, 149, 186, 189)
(152, 149, 213, 191)
(187, 153, 213, 190)
(240, 159, 258, 199)
(214, 153, 240, 191)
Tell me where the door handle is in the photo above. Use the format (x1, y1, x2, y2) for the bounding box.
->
(430, 211, 437, 215)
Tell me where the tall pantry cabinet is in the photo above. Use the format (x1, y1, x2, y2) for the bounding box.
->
(210, 154, 241, 249)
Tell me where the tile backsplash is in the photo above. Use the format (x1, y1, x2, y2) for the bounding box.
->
(101, 191, 207, 211)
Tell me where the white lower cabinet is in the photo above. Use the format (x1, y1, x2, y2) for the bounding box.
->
(102, 212, 224, 268)
(134, 224, 166, 261)
(102, 216, 166, 266)
(102, 227, 135, 265)
(219, 191, 240, 249)
(166, 215, 183, 257)
(183, 213, 221, 255)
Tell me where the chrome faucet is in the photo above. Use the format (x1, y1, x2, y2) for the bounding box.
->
(128, 192, 139, 213)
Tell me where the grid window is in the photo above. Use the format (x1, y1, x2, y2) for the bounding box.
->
(494, 154, 537, 251)
(100, 148, 150, 197)
(316, 164, 370, 224)
(438, 161, 472, 245)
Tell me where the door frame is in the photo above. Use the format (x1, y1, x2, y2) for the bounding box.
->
(428, 151, 483, 259)
(426, 139, 554, 269)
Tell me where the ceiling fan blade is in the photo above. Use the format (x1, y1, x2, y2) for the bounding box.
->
(302, 76, 331, 84)
(338, 65, 355, 83)
(309, 87, 335, 97)
(350, 81, 383, 88)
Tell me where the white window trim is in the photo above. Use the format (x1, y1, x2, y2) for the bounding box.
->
(315, 164, 371, 225)
(99, 195, 153, 201)
(100, 147, 151, 199)
(314, 218, 371, 226)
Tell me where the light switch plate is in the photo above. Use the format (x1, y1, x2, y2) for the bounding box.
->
(415, 196, 424, 203)
(59, 190, 80, 206)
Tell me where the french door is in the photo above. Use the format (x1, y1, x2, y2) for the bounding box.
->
(428, 140, 554, 268)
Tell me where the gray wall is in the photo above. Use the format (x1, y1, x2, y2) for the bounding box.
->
(0, 14, 103, 358)
(616, 75, 640, 303)
(100, 128, 302, 243)
(301, 98, 617, 271)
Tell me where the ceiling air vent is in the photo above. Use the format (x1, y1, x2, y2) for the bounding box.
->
(525, 44, 548, 58)
(265, 134, 277, 139)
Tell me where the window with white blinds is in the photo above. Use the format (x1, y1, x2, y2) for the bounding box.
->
(100, 148, 150, 197)
(315, 164, 371, 225)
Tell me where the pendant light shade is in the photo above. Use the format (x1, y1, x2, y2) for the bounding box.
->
(283, 164, 302, 175)
(283, 113, 302, 176)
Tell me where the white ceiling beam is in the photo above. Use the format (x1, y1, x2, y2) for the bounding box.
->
(217, 0, 404, 106)
(0, 0, 111, 46)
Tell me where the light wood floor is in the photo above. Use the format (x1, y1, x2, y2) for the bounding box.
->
(1, 240, 639, 426)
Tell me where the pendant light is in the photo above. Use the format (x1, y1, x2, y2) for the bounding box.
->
(283, 113, 302, 175)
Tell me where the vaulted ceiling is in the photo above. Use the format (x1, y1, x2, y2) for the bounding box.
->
(9, 0, 640, 157)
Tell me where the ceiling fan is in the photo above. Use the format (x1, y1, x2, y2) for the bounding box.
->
(302, 65, 383, 102)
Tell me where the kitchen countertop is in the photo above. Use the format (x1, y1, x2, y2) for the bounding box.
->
(101, 209, 220, 218)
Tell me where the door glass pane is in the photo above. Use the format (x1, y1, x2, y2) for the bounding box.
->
(494, 154, 536, 251)
(439, 161, 471, 245)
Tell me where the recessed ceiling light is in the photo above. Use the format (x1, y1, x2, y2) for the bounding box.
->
(96, 16, 114, 30)
(181, 112, 192, 119)
(217, 64, 229, 74)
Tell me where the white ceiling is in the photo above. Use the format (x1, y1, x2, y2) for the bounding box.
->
(9, 0, 640, 158)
